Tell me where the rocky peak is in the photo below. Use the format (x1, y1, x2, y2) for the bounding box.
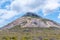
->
(23, 12, 41, 18)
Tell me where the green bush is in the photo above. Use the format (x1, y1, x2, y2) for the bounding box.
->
(2, 37, 9, 40)
(10, 37, 17, 40)
(44, 38, 49, 40)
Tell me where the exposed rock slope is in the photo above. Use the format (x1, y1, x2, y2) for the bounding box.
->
(1, 12, 60, 29)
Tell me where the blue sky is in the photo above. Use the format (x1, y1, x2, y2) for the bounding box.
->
(0, 0, 60, 28)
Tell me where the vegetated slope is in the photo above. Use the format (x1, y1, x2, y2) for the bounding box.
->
(0, 26, 60, 40)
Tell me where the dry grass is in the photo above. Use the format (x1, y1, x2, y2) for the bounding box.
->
(0, 27, 60, 40)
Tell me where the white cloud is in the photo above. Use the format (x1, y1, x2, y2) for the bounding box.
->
(9, 0, 46, 12)
(0, 0, 60, 27)
(0, 9, 19, 19)
(0, 0, 59, 15)
(9, 0, 60, 15)
(42, 0, 60, 16)
(0, 0, 60, 20)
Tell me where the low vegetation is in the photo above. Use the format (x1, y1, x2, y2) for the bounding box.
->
(0, 25, 60, 40)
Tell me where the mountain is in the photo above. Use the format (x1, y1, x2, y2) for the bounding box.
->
(0, 12, 60, 40)
(1, 12, 60, 30)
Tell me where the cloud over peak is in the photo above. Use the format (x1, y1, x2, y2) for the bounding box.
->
(0, 0, 60, 19)
(0, 0, 60, 27)
(9, 0, 60, 14)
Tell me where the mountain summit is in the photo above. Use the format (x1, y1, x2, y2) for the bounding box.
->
(1, 12, 60, 30)
(23, 12, 41, 18)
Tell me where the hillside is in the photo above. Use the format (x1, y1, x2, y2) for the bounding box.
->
(0, 12, 60, 40)
(1, 12, 60, 30)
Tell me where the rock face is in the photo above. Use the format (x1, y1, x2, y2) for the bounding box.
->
(1, 12, 60, 29)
